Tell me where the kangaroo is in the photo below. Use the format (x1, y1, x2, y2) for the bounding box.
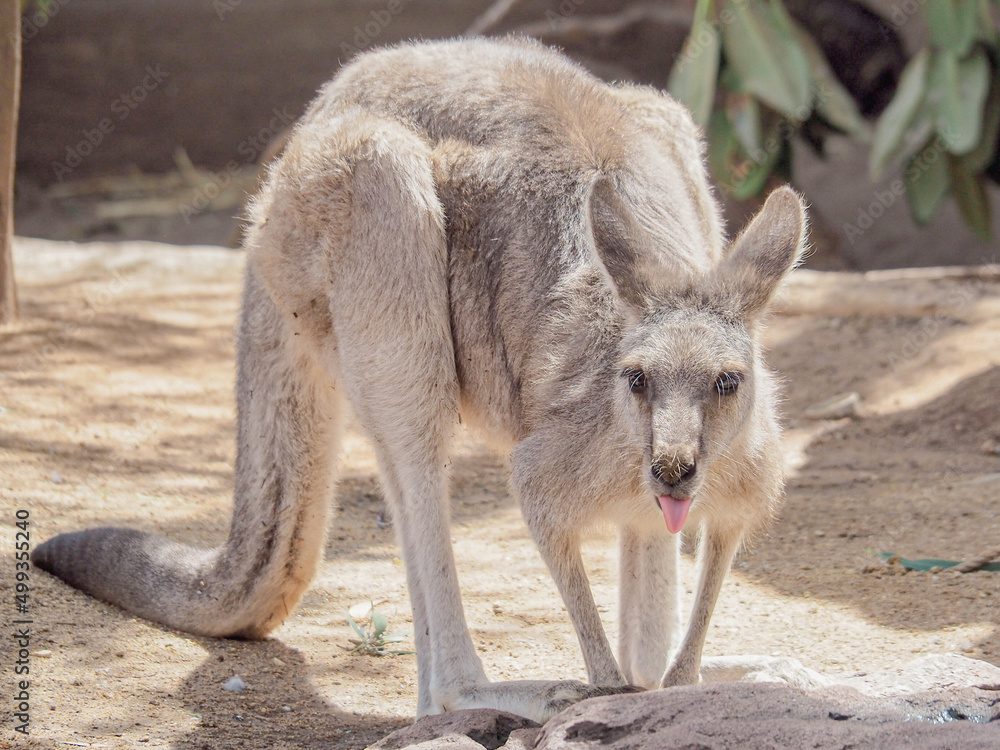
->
(32, 37, 809, 722)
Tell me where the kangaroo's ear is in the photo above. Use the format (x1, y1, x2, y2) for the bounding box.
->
(712, 186, 807, 320)
(587, 176, 653, 314)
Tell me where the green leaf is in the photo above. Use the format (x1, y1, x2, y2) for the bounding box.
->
(708, 105, 784, 200)
(720, 0, 813, 118)
(871, 49, 932, 177)
(926, 0, 979, 55)
(668, 22, 721, 127)
(948, 154, 993, 238)
(731, 135, 785, 200)
(725, 92, 762, 155)
(906, 138, 951, 224)
(707, 107, 740, 192)
(974, 0, 999, 44)
(371, 611, 389, 639)
(958, 69, 1000, 172)
(878, 552, 1000, 572)
(790, 19, 870, 140)
(719, 65, 745, 95)
(928, 48, 991, 154)
(346, 614, 366, 640)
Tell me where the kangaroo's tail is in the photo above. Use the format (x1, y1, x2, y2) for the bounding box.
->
(31, 268, 343, 639)
(31, 529, 237, 633)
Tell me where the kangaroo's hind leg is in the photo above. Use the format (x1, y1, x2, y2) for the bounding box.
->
(251, 111, 493, 718)
(253, 110, 635, 722)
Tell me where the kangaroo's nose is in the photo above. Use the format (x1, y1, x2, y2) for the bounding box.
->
(651, 456, 697, 486)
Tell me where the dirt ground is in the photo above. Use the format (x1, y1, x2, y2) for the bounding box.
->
(1, 238, 999, 750)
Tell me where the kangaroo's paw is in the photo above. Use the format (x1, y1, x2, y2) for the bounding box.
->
(449, 680, 644, 723)
(660, 650, 702, 688)
(535, 681, 645, 719)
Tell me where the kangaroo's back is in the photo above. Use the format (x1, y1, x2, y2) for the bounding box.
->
(291, 38, 724, 440)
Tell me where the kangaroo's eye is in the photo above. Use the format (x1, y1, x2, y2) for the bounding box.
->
(622, 367, 647, 394)
(714, 371, 743, 396)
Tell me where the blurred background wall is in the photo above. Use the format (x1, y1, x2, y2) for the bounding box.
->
(15, 0, 1000, 267)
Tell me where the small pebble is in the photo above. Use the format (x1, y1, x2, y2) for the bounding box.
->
(50, 471, 64, 484)
(272, 657, 286, 667)
(981, 439, 1000, 456)
(33, 650, 53, 658)
(281, 706, 292, 713)
(492, 602, 503, 614)
(222, 675, 247, 692)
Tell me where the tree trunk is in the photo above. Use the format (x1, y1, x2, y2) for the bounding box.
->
(0, 0, 21, 324)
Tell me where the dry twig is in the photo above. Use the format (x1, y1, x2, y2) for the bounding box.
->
(464, 0, 522, 36)
(954, 545, 1000, 573)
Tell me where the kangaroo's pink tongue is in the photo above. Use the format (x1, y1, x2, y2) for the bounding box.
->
(659, 495, 692, 534)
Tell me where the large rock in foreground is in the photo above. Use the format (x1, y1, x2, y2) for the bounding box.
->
(369, 655, 1000, 749)
(539, 682, 1000, 750)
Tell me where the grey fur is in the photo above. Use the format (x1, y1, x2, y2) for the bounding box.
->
(33, 38, 809, 722)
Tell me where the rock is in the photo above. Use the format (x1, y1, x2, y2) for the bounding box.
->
(368, 709, 539, 750)
(221, 675, 247, 692)
(498, 728, 542, 750)
(836, 653, 1000, 697)
(981, 438, 1000, 455)
(537, 681, 1000, 750)
(804, 391, 861, 419)
(369, 657, 1000, 749)
(397, 737, 488, 750)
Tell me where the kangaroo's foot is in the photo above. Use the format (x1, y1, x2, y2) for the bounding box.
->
(438, 680, 644, 723)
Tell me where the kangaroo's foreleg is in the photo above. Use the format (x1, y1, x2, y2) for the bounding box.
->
(617, 524, 682, 688)
(660, 521, 742, 687)
(535, 530, 627, 687)
(511, 433, 628, 689)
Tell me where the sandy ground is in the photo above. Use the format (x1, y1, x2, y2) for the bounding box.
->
(1, 238, 999, 750)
